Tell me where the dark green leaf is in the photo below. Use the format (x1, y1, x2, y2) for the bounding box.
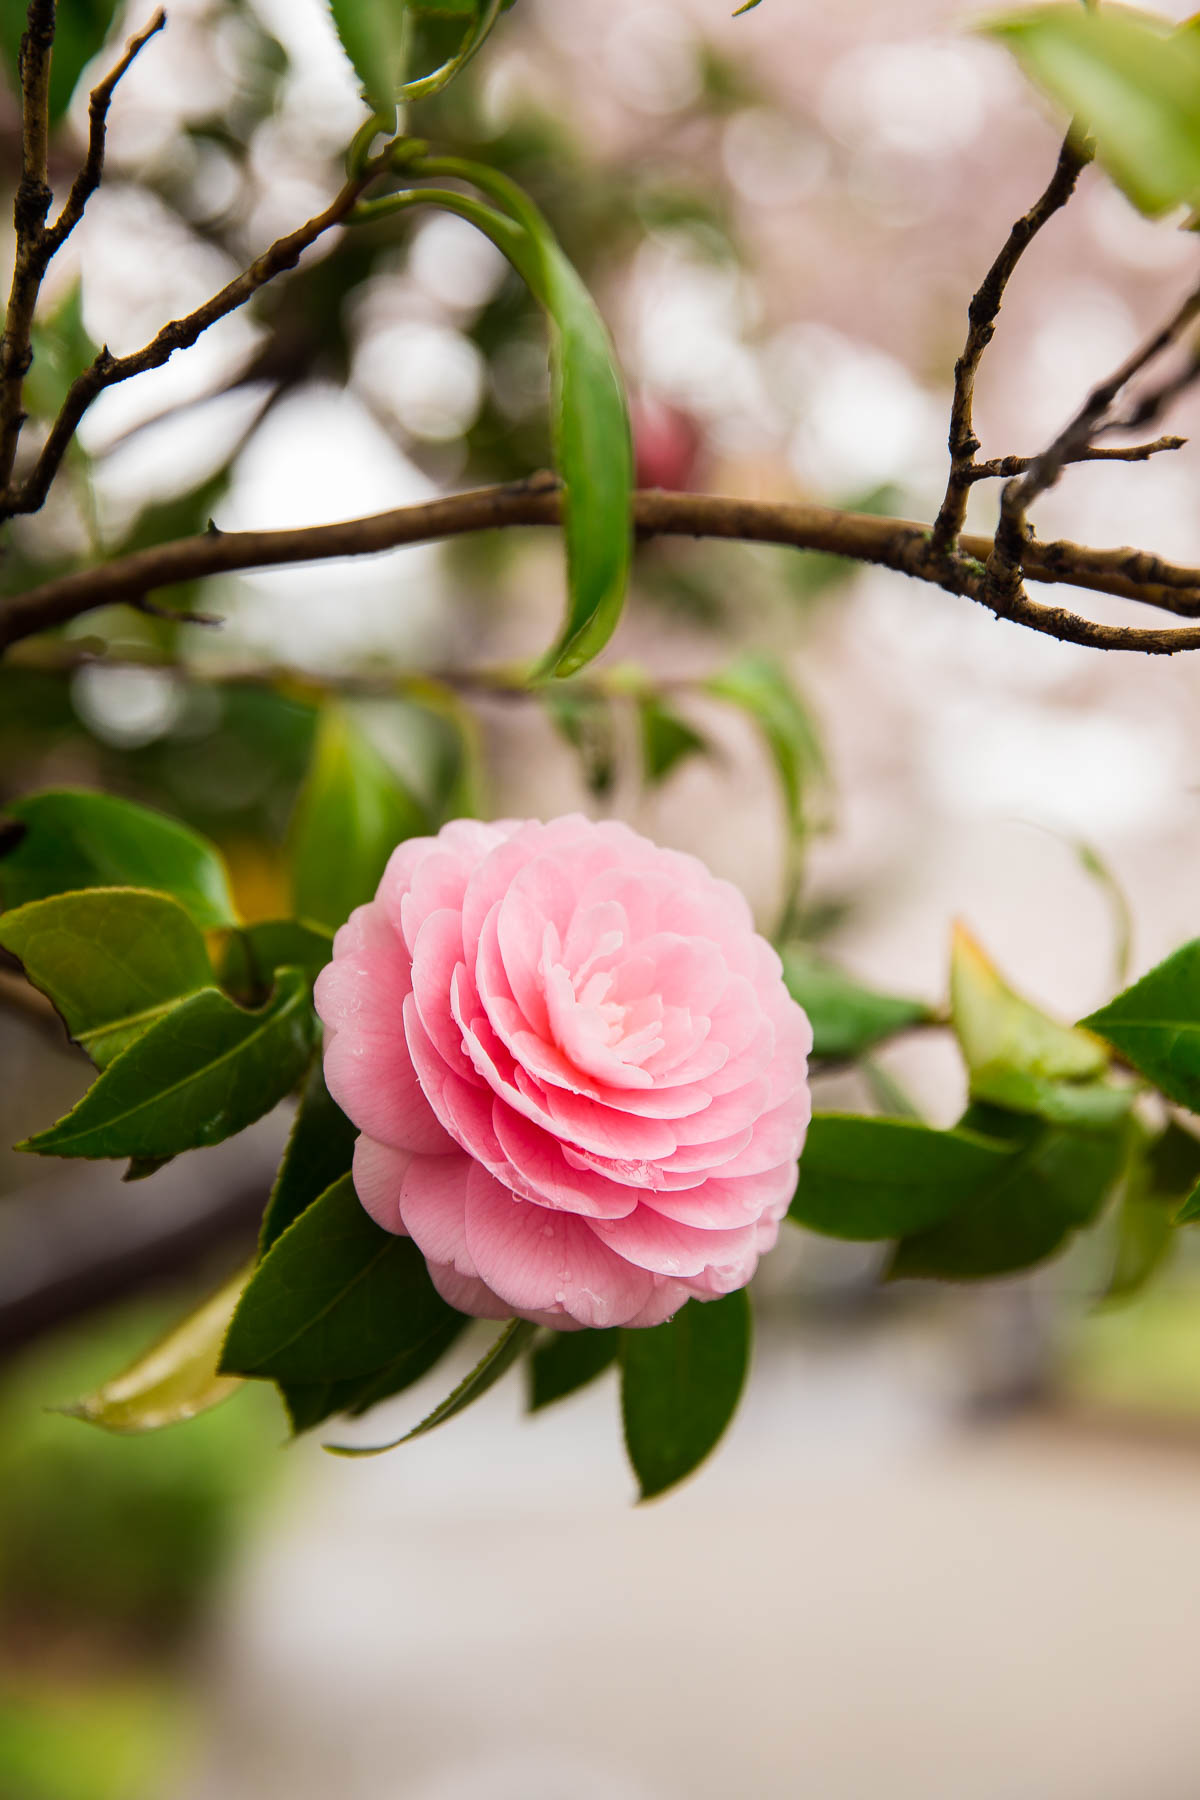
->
(59, 1264, 250, 1434)
(330, 1317, 538, 1453)
(988, 7, 1200, 217)
(222, 1173, 458, 1382)
(281, 1311, 467, 1435)
(289, 708, 428, 933)
(259, 1059, 359, 1255)
(620, 1293, 751, 1500)
(528, 1328, 618, 1412)
(0, 789, 237, 929)
(1082, 942, 1200, 1111)
(221, 920, 334, 998)
(638, 695, 707, 785)
(0, 888, 213, 1067)
(888, 1107, 1126, 1281)
(21, 970, 314, 1161)
(789, 1113, 1012, 1241)
(780, 947, 931, 1061)
(707, 653, 825, 833)
(952, 922, 1127, 1127)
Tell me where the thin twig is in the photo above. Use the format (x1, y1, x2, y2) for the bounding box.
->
(4, 166, 382, 520)
(6, 478, 1200, 657)
(0, 0, 57, 494)
(42, 9, 167, 259)
(987, 271, 1200, 602)
(967, 435, 1185, 482)
(931, 133, 1090, 555)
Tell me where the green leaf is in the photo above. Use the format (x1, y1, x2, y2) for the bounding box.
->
(0, 0, 121, 124)
(260, 1059, 358, 1255)
(0, 790, 237, 929)
(527, 1327, 618, 1412)
(221, 1173, 458, 1382)
(789, 1113, 1013, 1241)
(528, 243, 633, 678)
(638, 694, 707, 785)
(1102, 1141, 1176, 1304)
(888, 1105, 1126, 1281)
(951, 922, 1127, 1128)
(987, 6, 1200, 217)
(0, 888, 213, 1068)
(327, 0, 406, 128)
(221, 920, 334, 998)
(330, 1317, 538, 1453)
(290, 708, 428, 933)
(780, 947, 931, 1061)
(620, 1293, 751, 1501)
(21, 970, 314, 1161)
(280, 1311, 468, 1436)
(59, 1264, 250, 1434)
(1082, 941, 1200, 1110)
(707, 653, 826, 834)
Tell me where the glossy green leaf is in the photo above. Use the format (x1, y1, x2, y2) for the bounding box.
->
(988, 6, 1200, 216)
(21, 970, 314, 1161)
(289, 708, 428, 933)
(221, 920, 335, 999)
(60, 1264, 251, 1434)
(528, 1327, 618, 1412)
(789, 1113, 1013, 1241)
(222, 1173, 458, 1382)
(327, 0, 405, 128)
(0, 888, 213, 1068)
(952, 923, 1127, 1127)
(259, 1059, 359, 1255)
(1082, 942, 1200, 1111)
(708, 654, 825, 833)
(330, 1318, 538, 1453)
(0, 790, 237, 929)
(638, 695, 707, 785)
(281, 1312, 467, 1436)
(780, 947, 931, 1061)
(529, 242, 633, 678)
(620, 1292, 751, 1501)
(888, 1105, 1126, 1281)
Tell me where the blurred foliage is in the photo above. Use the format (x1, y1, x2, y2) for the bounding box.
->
(0, 1294, 279, 1648)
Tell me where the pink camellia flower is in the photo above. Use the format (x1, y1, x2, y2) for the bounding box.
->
(314, 816, 812, 1330)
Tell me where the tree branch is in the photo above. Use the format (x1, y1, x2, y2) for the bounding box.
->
(0, 0, 57, 494)
(4, 165, 379, 521)
(987, 271, 1200, 603)
(967, 434, 1185, 482)
(931, 133, 1090, 555)
(41, 8, 166, 260)
(7, 476, 1200, 657)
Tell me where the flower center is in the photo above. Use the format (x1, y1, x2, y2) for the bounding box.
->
(541, 922, 666, 1083)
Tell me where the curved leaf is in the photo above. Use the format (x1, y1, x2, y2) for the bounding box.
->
(330, 1317, 537, 1453)
(620, 1293, 751, 1501)
(0, 888, 213, 1067)
(1082, 942, 1200, 1111)
(20, 970, 314, 1161)
(0, 789, 237, 929)
(59, 1265, 251, 1434)
(789, 1113, 1012, 1241)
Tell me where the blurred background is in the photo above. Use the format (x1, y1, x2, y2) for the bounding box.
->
(6, 0, 1200, 1794)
